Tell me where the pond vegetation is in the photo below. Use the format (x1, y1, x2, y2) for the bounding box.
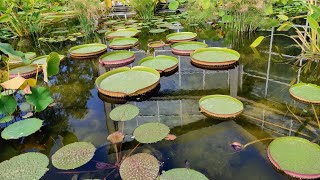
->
(0, 0, 320, 179)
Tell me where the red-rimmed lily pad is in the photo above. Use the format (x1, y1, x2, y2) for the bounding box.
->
(138, 55, 178, 73)
(51, 142, 96, 170)
(166, 32, 197, 43)
(109, 37, 138, 50)
(133, 122, 170, 144)
(95, 66, 160, 98)
(267, 136, 320, 179)
(69, 43, 107, 59)
(99, 50, 135, 68)
(31, 54, 65, 65)
(120, 153, 159, 180)
(106, 28, 139, 39)
(171, 41, 208, 56)
(199, 95, 243, 118)
(289, 83, 320, 104)
(9, 65, 40, 78)
(160, 168, 209, 180)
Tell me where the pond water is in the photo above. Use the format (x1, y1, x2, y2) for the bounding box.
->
(0, 23, 318, 180)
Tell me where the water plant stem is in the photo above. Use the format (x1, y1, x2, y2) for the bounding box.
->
(125, 143, 140, 159)
(114, 144, 119, 163)
(311, 104, 320, 129)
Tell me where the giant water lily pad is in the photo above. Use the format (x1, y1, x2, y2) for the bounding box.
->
(25, 87, 53, 112)
(138, 55, 178, 73)
(0, 152, 49, 180)
(171, 41, 208, 56)
(120, 153, 159, 180)
(1, 118, 43, 139)
(52, 142, 96, 170)
(289, 83, 320, 104)
(268, 136, 320, 179)
(166, 32, 197, 42)
(0, 95, 17, 115)
(199, 95, 243, 118)
(9, 65, 38, 78)
(95, 66, 160, 97)
(8, 52, 36, 65)
(99, 50, 135, 67)
(106, 28, 139, 39)
(69, 43, 107, 58)
(133, 122, 170, 143)
(109, 37, 138, 50)
(31, 54, 65, 65)
(149, 28, 166, 33)
(110, 104, 139, 121)
(160, 168, 209, 180)
(191, 48, 240, 68)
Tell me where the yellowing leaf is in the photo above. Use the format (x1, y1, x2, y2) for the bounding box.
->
(250, 36, 265, 48)
(105, 0, 112, 8)
(307, 15, 319, 31)
(277, 22, 292, 31)
(20, 78, 37, 90)
(277, 14, 288, 21)
(43, 63, 48, 83)
(0, 75, 26, 90)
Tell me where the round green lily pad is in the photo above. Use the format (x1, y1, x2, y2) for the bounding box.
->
(149, 29, 166, 33)
(0, 152, 49, 180)
(268, 136, 320, 179)
(95, 66, 160, 97)
(199, 95, 243, 118)
(52, 142, 96, 170)
(99, 50, 135, 67)
(69, 43, 107, 58)
(191, 47, 240, 68)
(160, 168, 209, 180)
(138, 55, 178, 73)
(31, 54, 65, 65)
(9, 65, 38, 78)
(1, 118, 43, 139)
(120, 153, 159, 180)
(166, 32, 197, 42)
(171, 41, 208, 56)
(110, 104, 140, 121)
(109, 37, 138, 50)
(289, 83, 320, 104)
(106, 28, 139, 39)
(133, 122, 170, 144)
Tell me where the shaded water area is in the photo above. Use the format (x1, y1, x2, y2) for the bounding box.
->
(0, 26, 318, 179)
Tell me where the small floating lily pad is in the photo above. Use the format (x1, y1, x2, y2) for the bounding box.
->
(191, 48, 240, 68)
(199, 95, 243, 118)
(31, 54, 65, 65)
(268, 136, 320, 179)
(120, 153, 159, 180)
(160, 168, 209, 180)
(106, 28, 139, 39)
(133, 122, 170, 144)
(0, 152, 49, 180)
(9, 65, 38, 78)
(166, 32, 197, 42)
(1, 118, 43, 139)
(95, 66, 160, 97)
(0, 115, 13, 123)
(109, 37, 138, 50)
(52, 142, 96, 170)
(149, 28, 166, 33)
(138, 55, 178, 73)
(109, 104, 139, 121)
(99, 50, 135, 67)
(171, 41, 208, 56)
(289, 83, 320, 104)
(69, 43, 107, 58)
(148, 41, 165, 48)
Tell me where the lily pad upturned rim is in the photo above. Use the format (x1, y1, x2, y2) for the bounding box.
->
(160, 168, 209, 180)
(8, 52, 37, 65)
(69, 43, 107, 58)
(191, 47, 240, 68)
(267, 136, 320, 179)
(138, 55, 178, 73)
(31, 54, 66, 65)
(105, 28, 139, 39)
(166, 32, 197, 43)
(171, 41, 208, 56)
(95, 66, 160, 98)
(289, 83, 320, 104)
(109, 37, 139, 50)
(9, 65, 42, 79)
(199, 95, 244, 118)
(148, 41, 166, 48)
(120, 153, 160, 180)
(99, 50, 136, 67)
(133, 122, 170, 144)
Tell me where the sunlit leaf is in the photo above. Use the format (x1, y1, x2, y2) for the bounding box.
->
(1, 118, 43, 139)
(277, 22, 292, 31)
(46, 52, 61, 76)
(0, 76, 26, 90)
(0, 43, 28, 64)
(307, 15, 319, 31)
(168, 0, 179, 10)
(277, 15, 288, 21)
(25, 87, 53, 112)
(250, 36, 265, 48)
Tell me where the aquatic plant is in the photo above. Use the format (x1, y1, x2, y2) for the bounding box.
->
(1, 118, 43, 140)
(130, 0, 159, 20)
(52, 142, 96, 170)
(0, 152, 49, 180)
(110, 104, 140, 122)
(138, 55, 178, 73)
(160, 168, 209, 180)
(133, 122, 170, 144)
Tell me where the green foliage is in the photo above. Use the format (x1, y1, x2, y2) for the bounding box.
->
(109, 104, 140, 121)
(1, 118, 43, 139)
(46, 52, 61, 76)
(133, 122, 170, 144)
(0, 95, 17, 115)
(0, 43, 27, 64)
(25, 87, 54, 112)
(130, 0, 158, 20)
(181, 0, 217, 25)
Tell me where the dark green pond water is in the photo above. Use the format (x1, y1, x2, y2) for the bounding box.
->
(0, 24, 318, 180)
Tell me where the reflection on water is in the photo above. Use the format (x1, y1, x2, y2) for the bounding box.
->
(0, 28, 318, 179)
